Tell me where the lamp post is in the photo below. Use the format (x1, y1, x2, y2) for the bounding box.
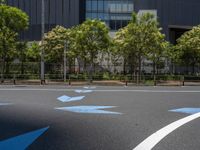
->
(41, 0, 45, 84)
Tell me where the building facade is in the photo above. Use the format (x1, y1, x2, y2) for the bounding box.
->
(7, 0, 81, 41)
(85, 0, 134, 30)
(7, 0, 200, 43)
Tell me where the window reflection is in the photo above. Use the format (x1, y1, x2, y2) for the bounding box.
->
(85, 0, 134, 30)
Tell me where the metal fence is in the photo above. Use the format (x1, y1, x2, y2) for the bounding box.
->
(1, 62, 200, 86)
(1, 73, 200, 86)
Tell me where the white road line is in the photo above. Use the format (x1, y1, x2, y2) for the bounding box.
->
(0, 88, 200, 93)
(133, 112, 200, 150)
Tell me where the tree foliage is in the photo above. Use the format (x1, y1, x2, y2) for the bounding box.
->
(42, 26, 72, 62)
(114, 12, 169, 77)
(0, 0, 6, 5)
(0, 4, 29, 74)
(26, 42, 40, 62)
(75, 19, 110, 64)
(176, 25, 200, 73)
(42, 25, 80, 74)
(146, 29, 170, 75)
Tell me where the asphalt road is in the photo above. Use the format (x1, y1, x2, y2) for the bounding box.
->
(0, 85, 200, 150)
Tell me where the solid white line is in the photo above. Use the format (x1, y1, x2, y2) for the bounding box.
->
(0, 88, 200, 93)
(133, 112, 200, 150)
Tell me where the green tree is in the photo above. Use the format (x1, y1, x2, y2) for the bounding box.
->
(105, 40, 122, 74)
(114, 12, 163, 83)
(176, 25, 200, 74)
(146, 30, 170, 75)
(16, 41, 27, 74)
(0, 0, 5, 4)
(26, 42, 40, 62)
(0, 4, 29, 75)
(75, 19, 110, 82)
(114, 27, 133, 75)
(42, 25, 76, 73)
(71, 25, 88, 72)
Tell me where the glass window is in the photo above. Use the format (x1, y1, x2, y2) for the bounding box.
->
(110, 20, 116, 30)
(105, 21, 109, 27)
(109, 3, 116, 13)
(91, 13, 97, 19)
(86, 0, 92, 11)
(128, 3, 134, 12)
(91, 1, 98, 11)
(98, 1, 104, 12)
(122, 20, 128, 27)
(86, 13, 92, 19)
(116, 3, 121, 13)
(104, 13, 109, 20)
(98, 13, 104, 20)
(115, 20, 122, 29)
(104, 1, 109, 12)
(85, 0, 134, 30)
(122, 4, 128, 13)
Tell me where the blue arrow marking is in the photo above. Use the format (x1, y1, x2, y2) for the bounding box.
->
(75, 90, 93, 93)
(57, 95, 85, 102)
(0, 126, 49, 150)
(169, 108, 200, 114)
(0, 103, 13, 106)
(55, 106, 122, 114)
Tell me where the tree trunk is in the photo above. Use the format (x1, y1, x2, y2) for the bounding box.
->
(5, 60, 10, 74)
(123, 58, 126, 75)
(68, 60, 72, 74)
(78, 59, 81, 73)
(1, 41, 7, 82)
(1, 58, 5, 83)
(192, 62, 195, 75)
(21, 61, 24, 74)
(137, 54, 142, 85)
(131, 57, 135, 83)
(84, 58, 87, 73)
(89, 52, 94, 84)
(153, 61, 156, 86)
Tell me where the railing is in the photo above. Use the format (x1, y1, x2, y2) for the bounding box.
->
(1, 74, 200, 86)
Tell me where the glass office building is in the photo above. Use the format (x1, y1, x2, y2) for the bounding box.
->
(85, 0, 134, 30)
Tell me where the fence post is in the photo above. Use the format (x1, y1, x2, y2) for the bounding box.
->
(125, 76, 128, 86)
(154, 75, 157, 86)
(1, 74, 3, 83)
(13, 74, 16, 85)
(182, 75, 185, 86)
(125, 75, 128, 86)
(68, 74, 71, 86)
(40, 74, 45, 85)
(136, 72, 139, 85)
